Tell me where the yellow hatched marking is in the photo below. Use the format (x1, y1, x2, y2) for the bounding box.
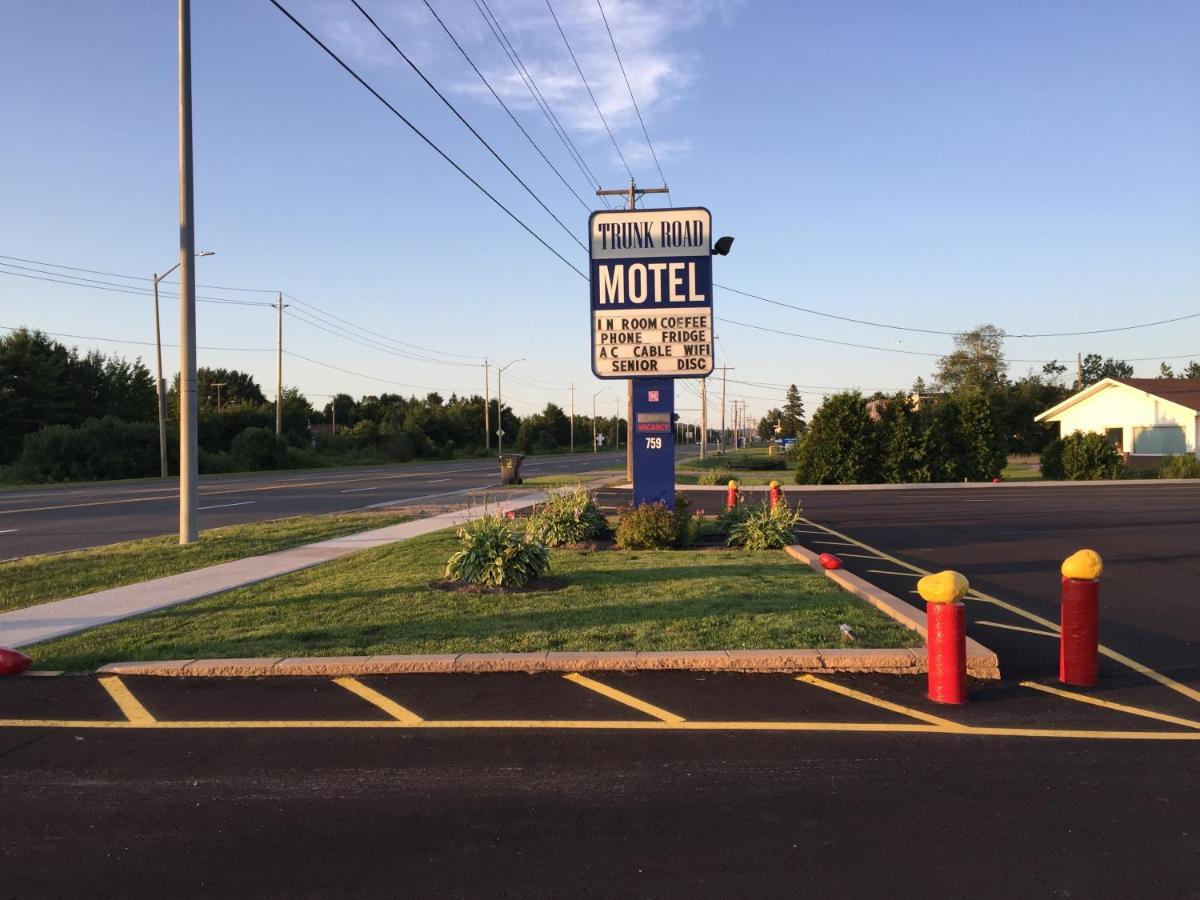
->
(332, 677, 423, 724)
(976, 620, 1060, 639)
(867, 569, 921, 578)
(563, 672, 685, 723)
(98, 676, 156, 724)
(799, 517, 1200, 707)
(0, 717, 1198, 740)
(797, 674, 963, 729)
(1020, 681, 1200, 731)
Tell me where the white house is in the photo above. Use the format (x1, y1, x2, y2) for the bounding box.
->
(1035, 378, 1200, 459)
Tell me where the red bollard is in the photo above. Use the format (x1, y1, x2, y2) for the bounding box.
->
(927, 601, 967, 704)
(725, 479, 739, 511)
(768, 480, 782, 510)
(1059, 549, 1102, 686)
(917, 570, 970, 704)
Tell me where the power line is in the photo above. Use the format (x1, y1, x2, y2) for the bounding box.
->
(349, 0, 586, 253)
(544, 0, 635, 182)
(596, 0, 670, 205)
(716, 282, 1200, 339)
(474, 0, 609, 205)
(0, 253, 277, 294)
(420, 0, 591, 213)
(0, 323, 272, 353)
(0, 265, 274, 307)
(266, 0, 587, 281)
(285, 307, 479, 368)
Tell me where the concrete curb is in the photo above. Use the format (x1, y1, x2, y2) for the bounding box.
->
(678, 480, 1198, 492)
(97, 647, 927, 677)
(785, 544, 1001, 679)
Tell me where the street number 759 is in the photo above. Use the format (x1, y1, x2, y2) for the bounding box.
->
(645, 437, 663, 450)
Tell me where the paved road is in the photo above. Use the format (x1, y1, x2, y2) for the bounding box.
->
(1, 669, 1197, 897)
(0, 451, 631, 559)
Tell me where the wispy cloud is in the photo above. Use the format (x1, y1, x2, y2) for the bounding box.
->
(303, 0, 739, 184)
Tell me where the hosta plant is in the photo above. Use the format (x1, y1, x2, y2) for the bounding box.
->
(525, 486, 610, 547)
(445, 513, 550, 588)
(725, 502, 803, 551)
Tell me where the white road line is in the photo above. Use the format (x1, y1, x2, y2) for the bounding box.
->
(339, 487, 378, 494)
(0, 528, 17, 534)
(428, 478, 451, 483)
(197, 501, 256, 511)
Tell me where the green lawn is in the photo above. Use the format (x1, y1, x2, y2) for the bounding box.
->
(675, 472, 785, 486)
(0, 512, 410, 613)
(27, 529, 920, 671)
(1001, 456, 1043, 482)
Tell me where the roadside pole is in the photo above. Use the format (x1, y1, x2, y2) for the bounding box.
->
(569, 383, 574, 453)
(700, 377, 707, 459)
(177, 0, 198, 545)
(275, 292, 284, 435)
(483, 360, 490, 452)
(153, 273, 168, 478)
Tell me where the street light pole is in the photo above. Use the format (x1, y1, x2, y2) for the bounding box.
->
(569, 383, 574, 454)
(177, 0, 199, 544)
(496, 358, 524, 458)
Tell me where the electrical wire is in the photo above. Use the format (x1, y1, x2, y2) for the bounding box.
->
(0, 265, 274, 307)
(267, 0, 587, 281)
(596, 0, 670, 204)
(475, 0, 609, 205)
(544, 0, 634, 182)
(716, 282, 1200, 339)
(0, 323, 272, 353)
(349, 0, 586, 253)
(420, 0, 591, 213)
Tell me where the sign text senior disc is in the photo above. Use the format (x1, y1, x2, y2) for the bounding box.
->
(589, 207, 713, 379)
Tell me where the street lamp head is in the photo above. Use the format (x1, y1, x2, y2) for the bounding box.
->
(196, 250, 215, 257)
(713, 236, 735, 256)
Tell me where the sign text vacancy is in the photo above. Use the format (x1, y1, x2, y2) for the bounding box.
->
(589, 207, 713, 379)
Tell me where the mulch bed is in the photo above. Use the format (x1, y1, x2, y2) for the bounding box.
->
(430, 578, 568, 595)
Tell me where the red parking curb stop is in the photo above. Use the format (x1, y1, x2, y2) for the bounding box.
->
(0, 648, 31, 676)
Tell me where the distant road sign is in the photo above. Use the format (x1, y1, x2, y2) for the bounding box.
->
(589, 207, 713, 380)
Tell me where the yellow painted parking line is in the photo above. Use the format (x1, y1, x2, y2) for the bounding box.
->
(797, 674, 963, 729)
(976, 620, 1059, 639)
(97, 676, 156, 724)
(867, 569, 921, 578)
(1020, 681, 1200, 731)
(0, 717, 1198, 740)
(332, 677, 424, 724)
(799, 517, 1200, 708)
(563, 672, 685, 723)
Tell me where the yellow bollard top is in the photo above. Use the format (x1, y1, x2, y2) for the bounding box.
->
(917, 570, 970, 604)
(769, 480, 781, 489)
(1061, 549, 1102, 581)
(728, 480, 738, 489)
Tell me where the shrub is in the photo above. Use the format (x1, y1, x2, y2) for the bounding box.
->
(445, 514, 551, 588)
(1060, 431, 1122, 480)
(714, 501, 751, 534)
(1040, 438, 1065, 479)
(698, 469, 734, 486)
(230, 427, 287, 471)
(15, 416, 162, 482)
(726, 502, 803, 550)
(615, 496, 697, 549)
(793, 392, 881, 484)
(1159, 454, 1200, 479)
(525, 486, 609, 546)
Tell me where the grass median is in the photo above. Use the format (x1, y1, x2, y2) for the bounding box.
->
(28, 528, 920, 671)
(0, 511, 410, 613)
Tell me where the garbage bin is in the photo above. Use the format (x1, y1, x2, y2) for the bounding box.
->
(499, 453, 525, 485)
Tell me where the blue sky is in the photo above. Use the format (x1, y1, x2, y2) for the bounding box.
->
(2, 0, 1197, 424)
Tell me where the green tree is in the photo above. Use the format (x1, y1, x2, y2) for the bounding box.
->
(756, 407, 783, 440)
(1160, 362, 1176, 379)
(877, 394, 925, 483)
(793, 392, 881, 484)
(1079, 354, 1133, 387)
(956, 388, 1007, 480)
(781, 385, 806, 436)
(1183, 361, 1200, 379)
(935, 325, 1008, 392)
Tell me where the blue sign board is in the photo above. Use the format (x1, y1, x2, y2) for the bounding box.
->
(631, 379, 676, 509)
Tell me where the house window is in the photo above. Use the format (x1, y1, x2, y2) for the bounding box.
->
(1105, 428, 1123, 452)
(1132, 426, 1186, 455)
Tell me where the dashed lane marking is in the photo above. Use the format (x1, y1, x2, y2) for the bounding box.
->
(339, 487, 377, 494)
(197, 501, 256, 511)
(563, 672, 686, 723)
(976, 620, 1059, 639)
(797, 674, 962, 729)
(97, 676, 156, 724)
(800, 516, 1200, 707)
(333, 677, 424, 724)
(0, 528, 17, 534)
(1021, 681, 1200, 731)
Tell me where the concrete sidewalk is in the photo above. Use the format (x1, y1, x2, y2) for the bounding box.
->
(0, 493, 545, 649)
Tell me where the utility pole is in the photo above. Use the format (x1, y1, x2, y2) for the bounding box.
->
(569, 383, 574, 454)
(275, 292, 284, 435)
(211, 382, 226, 412)
(483, 361, 490, 451)
(597, 179, 669, 482)
(152, 273, 169, 478)
(700, 378, 707, 459)
(331, 397, 336, 435)
(496, 358, 523, 458)
(1076, 352, 1083, 389)
(714, 366, 733, 454)
(177, 0, 198, 544)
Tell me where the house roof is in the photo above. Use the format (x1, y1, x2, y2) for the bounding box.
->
(1035, 377, 1200, 422)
